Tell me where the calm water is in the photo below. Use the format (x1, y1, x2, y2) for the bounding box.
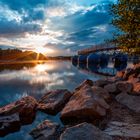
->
(0, 60, 129, 140)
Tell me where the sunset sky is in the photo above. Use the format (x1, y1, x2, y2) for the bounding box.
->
(0, 0, 117, 56)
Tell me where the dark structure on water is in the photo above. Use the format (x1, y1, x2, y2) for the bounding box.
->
(71, 43, 138, 76)
(72, 43, 131, 67)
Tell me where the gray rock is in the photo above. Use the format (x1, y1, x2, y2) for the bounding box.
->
(0, 96, 38, 125)
(0, 96, 38, 137)
(38, 89, 72, 115)
(92, 86, 111, 102)
(0, 113, 20, 137)
(104, 83, 120, 94)
(93, 79, 110, 87)
(30, 120, 60, 140)
(104, 121, 140, 139)
(116, 92, 140, 113)
(60, 122, 112, 140)
(116, 81, 133, 93)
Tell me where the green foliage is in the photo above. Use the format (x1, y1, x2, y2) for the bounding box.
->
(110, 0, 140, 54)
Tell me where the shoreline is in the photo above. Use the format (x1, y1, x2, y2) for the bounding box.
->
(0, 63, 140, 140)
(0, 59, 71, 65)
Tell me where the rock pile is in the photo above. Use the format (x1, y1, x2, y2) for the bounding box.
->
(0, 63, 140, 139)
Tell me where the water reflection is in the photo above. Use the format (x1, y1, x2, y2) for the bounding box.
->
(0, 61, 111, 107)
(0, 63, 36, 72)
(0, 60, 130, 140)
(74, 61, 128, 77)
(0, 112, 62, 140)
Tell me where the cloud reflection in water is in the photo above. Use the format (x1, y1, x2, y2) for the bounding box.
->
(0, 61, 109, 106)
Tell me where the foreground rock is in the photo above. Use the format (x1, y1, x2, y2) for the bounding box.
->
(116, 81, 133, 93)
(30, 120, 60, 140)
(0, 114, 20, 137)
(104, 83, 120, 95)
(104, 81, 134, 95)
(92, 86, 111, 102)
(104, 121, 140, 139)
(116, 92, 140, 113)
(60, 122, 112, 140)
(93, 79, 112, 87)
(38, 89, 72, 115)
(75, 79, 93, 91)
(61, 85, 110, 123)
(0, 96, 38, 124)
(109, 100, 140, 125)
(0, 96, 38, 137)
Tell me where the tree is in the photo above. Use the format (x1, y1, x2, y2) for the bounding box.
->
(110, 0, 140, 54)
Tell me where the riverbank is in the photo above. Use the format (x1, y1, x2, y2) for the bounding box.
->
(0, 63, 140, 140)
(0, 59, 71, 65)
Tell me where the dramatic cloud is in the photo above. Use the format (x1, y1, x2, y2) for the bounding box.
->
(0, 0, 117, 56)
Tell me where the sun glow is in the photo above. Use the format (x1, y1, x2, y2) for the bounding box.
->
(35, 64, 56, 72)
(35, 47, 47, 54)
(35, 47, 54, 55)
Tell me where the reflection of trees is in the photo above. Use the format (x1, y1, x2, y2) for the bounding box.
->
(0, 63, 37, 71)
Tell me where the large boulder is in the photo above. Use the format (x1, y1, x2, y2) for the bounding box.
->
(0, 96, 38, 137)
(116, 92, 140, 113)
(116, 81, 133, 93)
(0, 96, 38, 125)
(104, 83, 120, 95)
(61, 85, 110, 123)
(0, 113, 20, 137)
(104, 121, 140, 139)
(109, 100, 140, 125)
(60, 122, 112, 140)
(38, 89, 72, 115)
(75, 79, 93, 91)
(30, 120, 60, 140)
(92, 86, 111, 102)
(93, 79, 110, 87)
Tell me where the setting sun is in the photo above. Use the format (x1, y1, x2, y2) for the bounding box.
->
(35, 47, 54, 55)
(35, 47, 47, 54)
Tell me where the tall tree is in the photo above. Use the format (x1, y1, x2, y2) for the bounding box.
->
(110, 0, 140, 54)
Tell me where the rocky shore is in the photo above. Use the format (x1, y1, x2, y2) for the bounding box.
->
(0, 63, 140, 140)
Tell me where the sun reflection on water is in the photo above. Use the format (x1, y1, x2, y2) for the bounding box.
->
(35, 63, 56, 72)
(0, 62, 76, 95)
(0, 61, 119, 109)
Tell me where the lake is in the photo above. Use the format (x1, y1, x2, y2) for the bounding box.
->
(0, 60, 130, 140)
